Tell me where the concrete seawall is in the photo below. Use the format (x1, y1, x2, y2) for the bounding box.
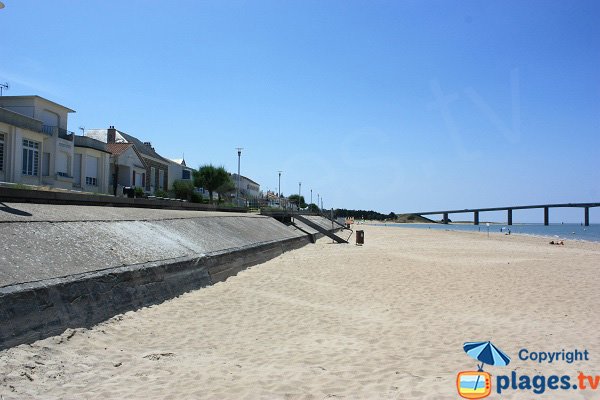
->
(0, 203, 341, 350)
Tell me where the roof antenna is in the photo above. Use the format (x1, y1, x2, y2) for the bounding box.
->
(0, 82, 8, 96)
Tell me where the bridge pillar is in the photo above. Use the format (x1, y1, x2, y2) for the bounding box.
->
(584, 207, 589, 227)
(507, 209, 513, 226)
(443, 213, 449, 224)
(474, 211, 479, 225)
(544, 207, 549, 226)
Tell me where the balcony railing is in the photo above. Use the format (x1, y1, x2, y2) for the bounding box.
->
(42, 125, 75, 141)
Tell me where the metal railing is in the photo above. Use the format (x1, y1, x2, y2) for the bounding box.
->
(42, 125, 75, 141)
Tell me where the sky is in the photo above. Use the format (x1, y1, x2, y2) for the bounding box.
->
(1, 0, 599, 222)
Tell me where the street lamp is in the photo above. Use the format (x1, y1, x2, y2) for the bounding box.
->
(310, 189, 313, 205)
(278, 171, 282, 199)
(236, 147, 243, 206)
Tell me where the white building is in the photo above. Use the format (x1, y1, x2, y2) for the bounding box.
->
(73, 136, 111, 194)
(105, 142, 147, 195)
(167, 157, 194, 190)
(231, 173, 260, 200)
(0, 95, 112, 194)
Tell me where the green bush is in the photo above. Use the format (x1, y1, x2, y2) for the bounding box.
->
(154, 189, 169, 198)
(172, 180, 195, 200)
(134, 187, 144, 198)
(191, 192, 203, 203)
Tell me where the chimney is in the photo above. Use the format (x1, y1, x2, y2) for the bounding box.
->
(143, 141, 153, 150)
(107, 125, 116, 144)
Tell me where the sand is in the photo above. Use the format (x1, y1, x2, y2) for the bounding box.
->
(1, 225, 600, 399)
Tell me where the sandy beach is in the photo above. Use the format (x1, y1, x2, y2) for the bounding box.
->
(1, 225, 600, 399)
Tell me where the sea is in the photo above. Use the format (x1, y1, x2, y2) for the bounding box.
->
(368, 223, 600, 243)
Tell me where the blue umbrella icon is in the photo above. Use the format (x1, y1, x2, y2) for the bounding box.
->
(463, 341, 511, 392)
(464, 341, 511, 371)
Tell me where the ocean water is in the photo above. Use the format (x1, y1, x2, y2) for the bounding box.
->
(369, 223, 600, 242)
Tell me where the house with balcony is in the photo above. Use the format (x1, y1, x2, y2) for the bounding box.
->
(0, 95, 80, 190)
(85, 126, 170, 194)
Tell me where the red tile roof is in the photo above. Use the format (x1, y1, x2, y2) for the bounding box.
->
(106, 143, 133, 155)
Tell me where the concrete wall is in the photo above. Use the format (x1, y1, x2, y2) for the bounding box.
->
(0, 204, 341, 350)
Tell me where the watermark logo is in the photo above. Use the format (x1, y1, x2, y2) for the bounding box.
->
(457, 341, 511, 399)
(457, 342, 597, 397)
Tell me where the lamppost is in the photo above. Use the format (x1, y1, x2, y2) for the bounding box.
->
(298, 182, 302, 210)
(277, 171, 283, 202)
(236, 147, 243, 206)
(317, 193, 320, 209)
(310, 189, 312, 205)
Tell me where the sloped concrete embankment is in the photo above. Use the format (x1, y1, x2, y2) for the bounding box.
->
(0, 206, 339, 350)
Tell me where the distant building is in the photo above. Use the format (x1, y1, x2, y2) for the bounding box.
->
(86, 126, 170, 194)
(231, 173, 260, 200)
(167, 157, 194, 190)
(105, 142, 147, 195)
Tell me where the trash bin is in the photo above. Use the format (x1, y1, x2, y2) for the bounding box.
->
(356, 230, 364, 245)
(123, 187, 135, 198)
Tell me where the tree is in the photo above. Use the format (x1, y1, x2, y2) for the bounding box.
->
(307, 203, 320, 213)
(288, 194, 307, 209)
(216, 177, 235, 203)
(193, 164, 231, 204)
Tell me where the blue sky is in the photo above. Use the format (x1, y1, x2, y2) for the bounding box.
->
(1, 0, 599, 222)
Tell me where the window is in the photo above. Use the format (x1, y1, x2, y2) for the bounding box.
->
(0, 133, 4, 171)
(159, 169, 164, 189)
(86, 177, 98, 186)
(150, 167, 156, 188)
(182, 169, 191, 180)
(22, 139, 40, 176)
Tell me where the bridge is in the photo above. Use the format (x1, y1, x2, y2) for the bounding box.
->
(409, 202, 599, 226)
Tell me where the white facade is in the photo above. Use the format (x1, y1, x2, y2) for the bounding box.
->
(0, 96, 76, 190)
(73, 136, 111, 194)
(231, 173, 260, 199)
(106, 143, 147, 196)
(0, 112, 48, 186)
(167, 157, 194, 190)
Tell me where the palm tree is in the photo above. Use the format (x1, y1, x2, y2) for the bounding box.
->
(193, 164, 231, 204)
